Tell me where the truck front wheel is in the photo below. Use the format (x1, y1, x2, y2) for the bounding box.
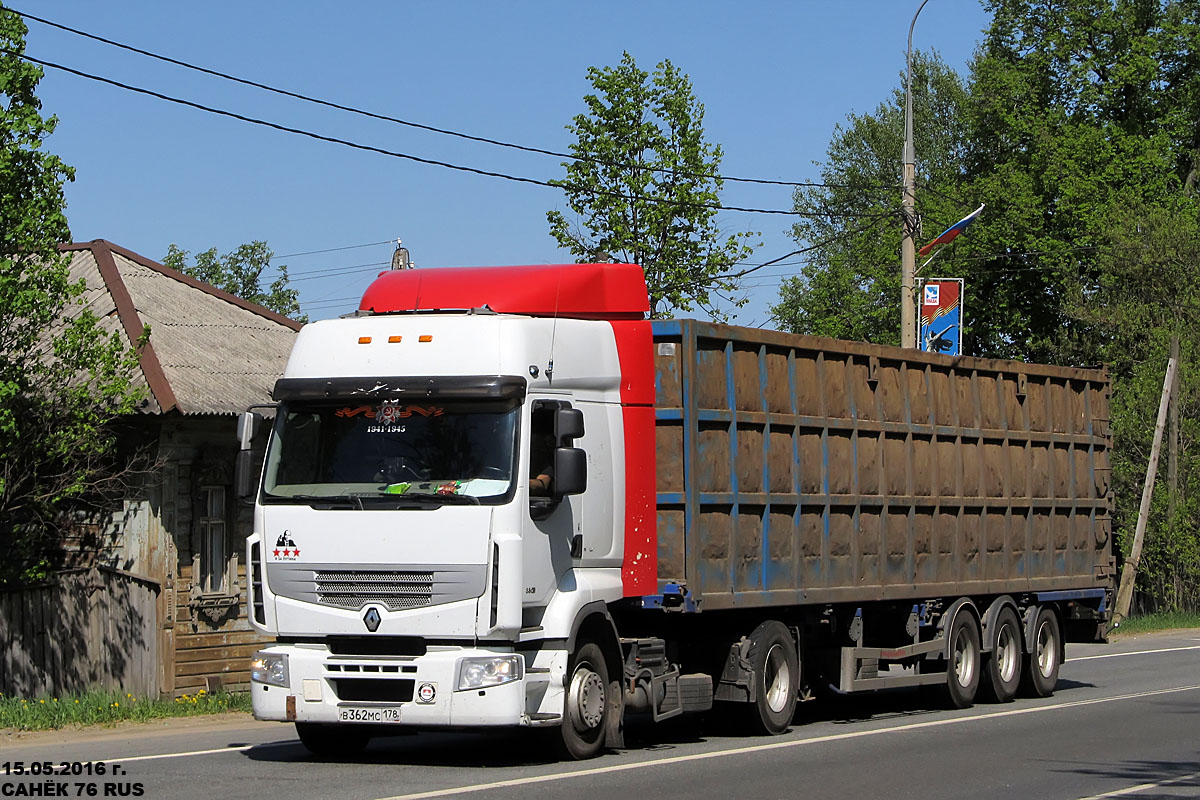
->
(745, 620, 798, 735)
(560, 641, 613, 760)
(295, 722, 370, 757)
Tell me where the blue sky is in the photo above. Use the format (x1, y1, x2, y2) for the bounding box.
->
(19, 1, 992, 324)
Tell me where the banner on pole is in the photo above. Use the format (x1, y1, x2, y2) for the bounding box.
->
(918, 278, 963, 356)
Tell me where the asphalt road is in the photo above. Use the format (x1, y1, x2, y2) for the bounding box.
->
(4, 629, 1199, 800)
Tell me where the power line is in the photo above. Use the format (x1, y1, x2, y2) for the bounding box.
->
(299, 295, 361, 308)
(9, 6, 899, 193)
(287, 261, 389, 281)
(9, 49, 895, 220)
(275, 240, 393, 259)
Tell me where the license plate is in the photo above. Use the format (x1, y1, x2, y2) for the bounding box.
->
(337, 706, 401, 723)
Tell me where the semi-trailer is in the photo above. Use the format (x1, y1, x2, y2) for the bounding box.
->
(243, 262, 1113, 759)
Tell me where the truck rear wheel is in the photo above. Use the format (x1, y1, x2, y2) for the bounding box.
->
(945, 611, 981, 709)
(560, 641, 613, 760)
(295, 722, 369, 757)
(1020, 606, 1061, 698)
(981, 607, 1022, 703)
(745, 620, 798, 735)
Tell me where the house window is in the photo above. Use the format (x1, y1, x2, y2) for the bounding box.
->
(198, 485, 228, 594)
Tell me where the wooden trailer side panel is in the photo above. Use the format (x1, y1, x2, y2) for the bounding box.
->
(651, 319, 1114, 611)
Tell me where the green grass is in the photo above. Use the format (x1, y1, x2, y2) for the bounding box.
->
(1112, 610, 1200, 635)
(0, 688, 251, 732)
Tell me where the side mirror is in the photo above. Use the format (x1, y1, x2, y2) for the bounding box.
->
(235, 450, 256, 499)
(555, 408, 584, 442)
(553, 447, 587, 497)
(235, 410, 265, 499)
(237, 411, 263, 450)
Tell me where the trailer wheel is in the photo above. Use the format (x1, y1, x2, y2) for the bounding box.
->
(745, 621, 798, 735)
(295, 723, 369, 757)
(981, 607, 1022, 703)
(945, 611, 981, 709)
(560, 641, 612, 760)
(1020, 606, 1061, 698)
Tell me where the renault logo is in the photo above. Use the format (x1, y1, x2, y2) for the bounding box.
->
(363, 606, 382, 632)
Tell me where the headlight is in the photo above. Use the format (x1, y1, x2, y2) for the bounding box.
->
(251, 651, 290, 687)
(456, 655, 523, 691)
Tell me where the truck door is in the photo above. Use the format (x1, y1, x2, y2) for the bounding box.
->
(521, 399, 585, 607)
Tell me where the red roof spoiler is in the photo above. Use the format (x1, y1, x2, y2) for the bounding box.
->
(358, 263, 649, 320)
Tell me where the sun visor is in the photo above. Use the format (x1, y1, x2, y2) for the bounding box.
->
(358, 263, 649, 320)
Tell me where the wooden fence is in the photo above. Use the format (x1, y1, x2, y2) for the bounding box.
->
(0, 567, 160, 699)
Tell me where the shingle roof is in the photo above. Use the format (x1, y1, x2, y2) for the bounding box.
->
(62, 240, 301, 415)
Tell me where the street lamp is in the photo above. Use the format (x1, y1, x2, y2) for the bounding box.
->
(900, 0, 931, 348)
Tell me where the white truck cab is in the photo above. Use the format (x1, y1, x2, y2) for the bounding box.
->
(244, 264, 658, 759)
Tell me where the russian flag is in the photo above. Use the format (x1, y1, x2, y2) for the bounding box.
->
(919, 204, 985, 256)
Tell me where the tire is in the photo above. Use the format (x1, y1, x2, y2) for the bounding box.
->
(1020, 605, 1062, 698)
(745, 621, 798, 735)
(981, 607, 1022, 703)
(295, 722, 370, 757)
(560, 641, 613, 760)
(945, 610, 981, 709)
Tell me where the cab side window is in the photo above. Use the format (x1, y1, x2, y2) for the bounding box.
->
(528, 405, 557, 499)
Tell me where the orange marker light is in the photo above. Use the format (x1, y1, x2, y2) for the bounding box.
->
(419, 335, 433, 343)
(388, 335, 402, 343)
(358, 337, 372, 344)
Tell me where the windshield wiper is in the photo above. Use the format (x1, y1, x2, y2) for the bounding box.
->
(268, 493, 418, 509)
(391, 491, 481, 505)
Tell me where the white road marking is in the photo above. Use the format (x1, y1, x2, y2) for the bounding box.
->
(1071, 644, 1200, 661)
(1073, 769, 1200, 799)
(375, 684, 1200, 800)
(68, 741, 291, 765)
(112, 745, 254, 763)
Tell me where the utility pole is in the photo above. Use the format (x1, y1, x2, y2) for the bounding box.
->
(1168, 334, 1179, 519)
(901, 0, 931, 348)
(1113, 356, 1178, 626)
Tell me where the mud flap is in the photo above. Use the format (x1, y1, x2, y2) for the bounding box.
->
(604, 677, 625, 749)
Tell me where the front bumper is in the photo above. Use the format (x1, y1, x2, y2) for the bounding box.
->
(251, 644, 567, 728)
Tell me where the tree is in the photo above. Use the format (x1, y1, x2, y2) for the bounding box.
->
(0, 7, 143, 583)
(771, 51, 969, 343)
(957, 0, 1192, 361)
(163, 241, 306, 322)
(548, 52, 757, 319)
(1068, 202, 1200, 612)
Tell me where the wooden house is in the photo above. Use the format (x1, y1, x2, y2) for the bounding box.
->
(52, 239, 301, 697)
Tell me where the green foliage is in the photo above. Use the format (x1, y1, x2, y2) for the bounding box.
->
(1074, 202, 1200, 611)
(163, 241, 307, 323)
(548, 52, 758, 319)
(0, 7, 144, 584)
(960, 0, 1190, 360)
(0, 688, 250, 732)
(776, 1, 1200, 609)
(771, 51, 968, 342)
(1111, 609, 1200, 635)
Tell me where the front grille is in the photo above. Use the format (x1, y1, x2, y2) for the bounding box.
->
(315, 570, 434, 611)
(267, 562, 487, 612)
(332, 678, 415, 702)
(326, 636, 427, 657)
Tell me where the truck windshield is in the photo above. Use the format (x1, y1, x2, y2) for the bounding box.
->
(262, 399, 519, 504)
